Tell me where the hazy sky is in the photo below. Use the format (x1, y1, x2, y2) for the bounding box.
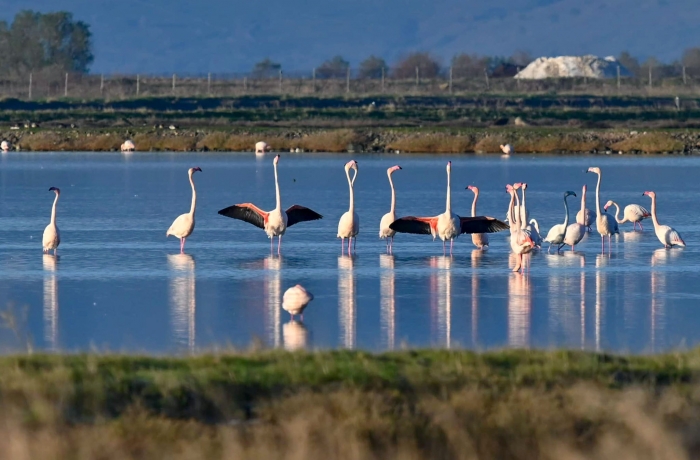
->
(2, 0, 699, 74)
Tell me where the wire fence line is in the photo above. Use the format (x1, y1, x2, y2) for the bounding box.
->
(3, 67, 700, 100)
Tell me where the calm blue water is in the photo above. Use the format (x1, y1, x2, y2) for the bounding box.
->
(0, 151, 697, 354)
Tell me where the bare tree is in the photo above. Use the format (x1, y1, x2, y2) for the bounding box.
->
(681, 47, 700, 71)
(252, 58, 281, 78)
(618, 51, 641, 78)
(392, 52, 440, 79)
(316, 56, 350, 79)
(509, 50, 533, 67)
(451, 53, 491, 78)
(358, 55, 387, 79)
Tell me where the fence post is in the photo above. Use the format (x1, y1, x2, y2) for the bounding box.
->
(279, 69, 283, 92)
(136, 74, 140, 96)
(64, 73, 68, 97)
(346, 67, 350, 94)
(617, 65, 620, 89)
(415, 66, 419, 89)
(312, 68, 316, 92)
(28, 73, 32, 100)
(172, 74, 176, 94)
(207, 73, 211, 95)
(100, 74, 104, 97)
(648, 66, 652, 89)
(683, 66, 687, 85)
(381, 67, 385, 93)
(449, 66, 453, 94)
(517, 67, 521, 90)
(484, 68, 489, 90)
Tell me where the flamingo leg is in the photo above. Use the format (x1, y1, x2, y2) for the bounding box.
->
(341, 238, 344, 254)
(300, 313, 304, 322)
(180, 238, 185, 254)
(353, 237, 356, 252)
(390, 237, 394, 254)
(601, 236, 604, 253)
(442, 240, 446, 255)
(270, 237, 274, 253)
(450, 239, 454, 255)
(348, 237, 352, 254)
(277, 236, 282, 255)
(639, 221, 644, 231)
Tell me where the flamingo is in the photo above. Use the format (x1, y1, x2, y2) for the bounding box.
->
(1, 140, 10, 152)
(282, 284, 314, 321)
(543, 191, 576, 253)
(379, 165, 402, 253)
(120, 140, 135, 152)
(643, 191, 685, 248)
(587, 167, 618, 252)
(576, 184, 596, 232)
(506, 184, 535, 272)
(255, 141, 269, 155)
(507, 183, 529, 228)
(218, 155, 323, 254)
(337, 160, 359, 254)
(528, 219, 543, 247)
(466, 185, 489, 250)
(500, 144, 514, 155)
(42, 187, 61, 255)
(603, 200, 650, 231)
(563, 185, 588, 251)
(167, 167, 202, 253)
(391, 162, 508, 255)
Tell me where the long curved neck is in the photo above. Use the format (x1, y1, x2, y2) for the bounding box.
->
(649, 195, 659, 228)
(520, 187, 527, 229)
(513, 190, 522, 228)
(388, 171, 396, 214)
(508, 191, 516, 225)
(50, 193, 59, 224)
(274, 161, 281, 211)
(594, 172, 602, 216)
(580, 188, 586, 214)
(188, 172, 197, 215)
(612, 202, 624, 223)
(445, 168, 451, 213)
(471, 190, 478, 217)
(563, 195, 570, 227)
(346, 168, 355, 212)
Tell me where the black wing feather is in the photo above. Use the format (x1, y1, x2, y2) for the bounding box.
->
(218, 204, 266, 229)
(389, 217, 433, 235)
(286, 205, 323, 227)
(460, 216, 509, 234)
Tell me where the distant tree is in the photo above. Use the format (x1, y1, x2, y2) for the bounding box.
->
(392, 52, 440, 79)
(617, 51, 640, 77)
(509, 50, 533, 67)
(451, 53, 491, 78)
(681, 47, 700, 70)
(358, 55, 387, 79)
(252, 58, 281, 78)
(316, 56, 350, 79)
(0, 10, 93, 77)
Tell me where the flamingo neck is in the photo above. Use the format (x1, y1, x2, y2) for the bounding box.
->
(188, 172, 197, 215)
(649, 195, 659, 228)
(563, 195, 570, 228)
(274, 161, 281, 211)
(513, 189, 522, 228)
(346, 168, 355, 212)
(445, 168, 451, 213)
(50, 192, 59, 225)
(594, 172, 602, 217)
(520, 187, 527, 229)
(611, 202, 624, 223)
(388, 171, 396, 214)
(580, 187, 586, 214)
(471, 190, 478, 217)
(508, 191, 516, 227)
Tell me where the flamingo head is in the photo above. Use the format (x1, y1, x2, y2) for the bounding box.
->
(565, 190, 577, 198)
(387, 165, 402, 174)
(446, 161, 451, 173)
(190, 167, 202, 174)
(466, 185, 479, 194)
(522, 182, 528, 190)
(582, 184, 587, 192)
(273, 154, 280, 165)
(48, 186, 60, 194)
(344, 160, 358, 171)
(643, 191, 656, 199)
(587, 166, 601, 175)
(505, 184, 514, 193)
(603, 199, 613, 211)
(513, 182, 523, 190)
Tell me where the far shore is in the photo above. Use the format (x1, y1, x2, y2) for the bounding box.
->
(2, 127, 699, 155)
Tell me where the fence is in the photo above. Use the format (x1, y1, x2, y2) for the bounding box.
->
(3, 67, 700, 100)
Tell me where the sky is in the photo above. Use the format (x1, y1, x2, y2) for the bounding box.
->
(1, 0, 699, 74)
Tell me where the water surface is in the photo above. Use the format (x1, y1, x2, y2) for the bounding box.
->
(0, 152, 697, 354)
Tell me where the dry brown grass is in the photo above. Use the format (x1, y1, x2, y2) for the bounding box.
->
(473, 135, 506, 153)
(18, 132, 68, 151)
(70, 134, 123, 151)
(387, 134, 474, 153)
(610, 132, 684, 153)
(517, 135, 604, 153)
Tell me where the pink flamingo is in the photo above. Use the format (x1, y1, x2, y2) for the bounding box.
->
(603, 200, 650, 231)
(587, 167, 618, 252)
(167, 167, 201, 253)
(643, 191, 685, 248)
(390, 161, 508, 255)
(466, 185, 489, 250)
(337, 160, 359, 254)
(379, 165, 402, 253)
(576, 184, 596, 232)
(218, 155, 322, 254)
(507, 184, 535, 273)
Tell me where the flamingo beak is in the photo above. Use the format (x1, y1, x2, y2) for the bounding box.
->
(194, 167, 202, 172)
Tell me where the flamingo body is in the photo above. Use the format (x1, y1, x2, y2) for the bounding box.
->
(282, 284, 314, 320)
(604, 200, 650, 231)
(506, 185, 535, 272)
(379, 165, 402, 252)
(42, 187, 61, 255)
(466, 185, 488, 249)
(167, 167, 201, 253)
(587, 167, 618, 252)
(337, 160, 359, 253)
(543, 191, 576, 252)
(575, 184, 596, 232)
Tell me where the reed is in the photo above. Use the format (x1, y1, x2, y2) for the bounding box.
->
(386, 133, 474, 153)
(610, 132, 685, 153)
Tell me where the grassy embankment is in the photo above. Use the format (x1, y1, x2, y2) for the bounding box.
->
(0, 349, 699, 459)
(0, 94, 698, 154)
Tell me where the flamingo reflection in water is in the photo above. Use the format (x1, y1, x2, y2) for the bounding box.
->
(429, 256, 452, 348)
(379, 254, 396, 350)
(283, 321, 308, 351)
(338, 255, 356, 349)
(508, 260, 532, 348)
(650, 249, 676, 352)
(43, 254, 58, 351)
(263, 255, 282, 348)
(168, 254, 196, 353)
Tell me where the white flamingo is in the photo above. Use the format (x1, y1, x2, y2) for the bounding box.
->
(500, 144, 514, 155)
(390, 162, 509, 255)
(506, 184, 535, 272)
(466, 185, 489, 250)
(337, 160, 359, 254)
(42, 187, 61, 255)
(587, 167, 618, 252)
(1, 140, 10, 152)
(528, 219, 542, 247)
(643, 191, 685, 248)
(167, 167, 202, 253)
(219, 155, 322, 254)
(603, 200, 650, 231)
(563, 185, 588, 251)
(576, 184, 596, 232)
(282, 284, 314, 320)
(120, 140, 135, 152)
(255, 141, 269, 155)
(543, 190, 576, 253)
(379, 165, 402, 253)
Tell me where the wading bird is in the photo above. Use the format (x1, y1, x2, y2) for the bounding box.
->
(379, 165, 402, 253)
(282, 284, 314, 321)
(255, 141, 269, 155)
(507, 184, 535, 272)
(167, 167, 202, 253)
(587, 167, 618, 252)
(603, 200, 650, 231)
(218, 155, 322, 254)
(42, 187, 61, 255)
(576, 184, 596, 232)
(337, 160, 359, 254)
(500, 144, 514, 155)
(543, 191, 576, 253)
(390, 162, 508, 255)
(466, 185, 489, 250)
(643, 191, 685, 248)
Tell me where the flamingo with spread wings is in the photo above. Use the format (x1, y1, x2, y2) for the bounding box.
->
(218, 155, 322, 253)
(390, 161, 509, 255)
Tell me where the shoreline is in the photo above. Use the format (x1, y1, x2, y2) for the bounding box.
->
(2, 127, 700, 154)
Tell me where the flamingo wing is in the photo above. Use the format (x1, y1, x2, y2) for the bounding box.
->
(668, 228, 686, 246)
(460, 216, 509, 234)
(286, 205, 323, 227)
(218, 203, 268, 229)
(389, 216, 437, 235)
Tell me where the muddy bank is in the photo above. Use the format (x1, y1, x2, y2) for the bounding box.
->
(2, 127, 699, 154)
